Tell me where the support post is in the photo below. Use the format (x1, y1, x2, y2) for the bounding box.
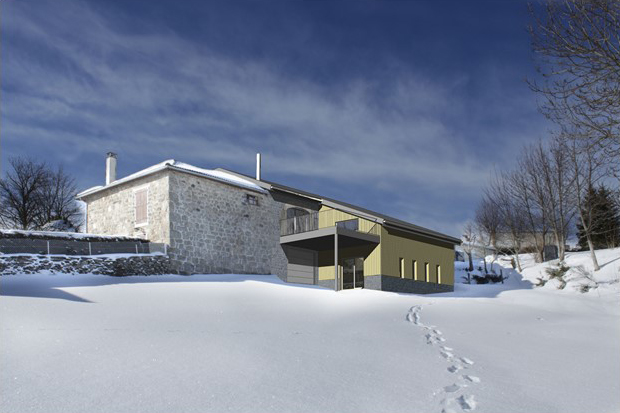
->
(88, 242, 92, 256)
(334, 230, 338, 292)
(46, 241, 50, 255)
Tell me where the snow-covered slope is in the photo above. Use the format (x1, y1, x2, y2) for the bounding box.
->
(1, 268, 619, 413)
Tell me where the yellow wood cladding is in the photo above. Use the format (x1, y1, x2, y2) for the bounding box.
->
(318, 206, 377, 232)
(314, 206, 454, 285)
(380, 226, 454, 285)
(318, 244, 381, 280)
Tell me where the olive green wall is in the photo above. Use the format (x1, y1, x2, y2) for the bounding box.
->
(318, 244, 380, 280)
(314, 206, 455, 286)
(317, 206, 380, 280)
(380, 227, 455, 285)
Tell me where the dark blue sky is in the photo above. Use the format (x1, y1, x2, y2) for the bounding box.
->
(1, 0, 550, 236)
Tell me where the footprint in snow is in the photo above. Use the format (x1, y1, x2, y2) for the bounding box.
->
(444, 384, 462, 393)
(460, 357, 474, 366)
(448, 364, 463, 373)
(457, 394, 477, 411)
(463, 375, 481, 383)
(406, 304, 479, 412)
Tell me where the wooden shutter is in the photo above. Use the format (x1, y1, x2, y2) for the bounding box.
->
(135, 189, 148, 225)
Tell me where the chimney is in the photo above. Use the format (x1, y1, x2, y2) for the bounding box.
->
(106, 152, 117, 185)
(256, 153, 261, 181)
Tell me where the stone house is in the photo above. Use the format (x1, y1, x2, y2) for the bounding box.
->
(77, 153, 461, 293)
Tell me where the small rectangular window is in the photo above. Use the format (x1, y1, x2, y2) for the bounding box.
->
(436, 265, 441, 284)
(413, 260, 418, 281)
(245, 194, 258, 205)
(399, 258, 405, 278)
(135, 188, 148, 225)
(425, 262, 429, 283)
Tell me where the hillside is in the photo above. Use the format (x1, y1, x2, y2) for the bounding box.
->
(1, 249, 619, 413)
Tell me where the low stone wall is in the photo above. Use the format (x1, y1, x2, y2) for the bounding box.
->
(0, 254, 170, 276)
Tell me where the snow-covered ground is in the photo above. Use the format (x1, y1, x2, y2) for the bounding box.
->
(1, 250, 619, 413)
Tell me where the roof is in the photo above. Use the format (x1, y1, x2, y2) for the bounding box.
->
(217, 168, 461, 245)
(76, 160, 267, 199)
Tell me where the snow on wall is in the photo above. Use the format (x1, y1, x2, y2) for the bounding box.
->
(0, 229, 148, 242)
(0, 254, 170, 276)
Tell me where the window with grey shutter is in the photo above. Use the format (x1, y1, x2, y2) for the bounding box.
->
(135, 189, 148, 225)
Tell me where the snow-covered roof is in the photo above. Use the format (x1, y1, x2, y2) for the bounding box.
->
(77, 160, 266, 199)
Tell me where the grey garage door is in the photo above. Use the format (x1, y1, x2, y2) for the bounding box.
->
(285, 246, 317, 285)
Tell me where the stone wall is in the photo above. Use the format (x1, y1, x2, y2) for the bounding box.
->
(168, 170, 287, 277)
(364, 275, 454, 294)
(83, 171, 170, 243)
(0, 254, 170, 276)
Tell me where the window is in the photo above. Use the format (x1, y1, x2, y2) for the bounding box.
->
(286, 207, 308, 218)
(424, 262, 429, 282)
(413, 260, 418, 281)
(245, 194, 258, 206)
(436, 265, 442, 284)
(135, 188, 148, 226)
(399, 258, 405, 278)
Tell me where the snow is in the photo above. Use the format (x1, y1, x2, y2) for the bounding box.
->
(456, 247, 620, 296)
(1, 252, 619, 413)
(172, 162, 265, 192)
(76, 159, 264, 198)
(0, 229, 144, 241)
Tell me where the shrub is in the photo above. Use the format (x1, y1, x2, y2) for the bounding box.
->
(545, 262, 570, 279)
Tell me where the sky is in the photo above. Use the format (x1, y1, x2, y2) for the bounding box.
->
(1, 0, 551, 237)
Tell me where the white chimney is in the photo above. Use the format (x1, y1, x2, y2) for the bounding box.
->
(106, 152, 117, 185)
(256, 153, 261, 181)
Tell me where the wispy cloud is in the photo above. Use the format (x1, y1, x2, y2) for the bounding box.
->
(2, 0, 548, 236)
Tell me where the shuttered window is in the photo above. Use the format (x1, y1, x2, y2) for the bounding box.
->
(135, 189, 148, 225)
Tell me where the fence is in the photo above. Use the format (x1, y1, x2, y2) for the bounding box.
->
(0, 237, 167, 256)
(280, 210, 381, 237)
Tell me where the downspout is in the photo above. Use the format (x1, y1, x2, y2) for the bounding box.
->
(334, 228, 339, 292)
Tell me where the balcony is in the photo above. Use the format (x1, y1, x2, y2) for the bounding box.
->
(279, 210, 380, 250)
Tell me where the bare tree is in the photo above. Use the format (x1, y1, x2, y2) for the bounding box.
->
(0, 157, 49, 230)
(566, 133, 608, 270)
(0, 157, 81, 231)
(487, 170, 527, 272)
(461, 222, 477, 272)
(535, 138, 576, 261)
(33, 165, 82, 230)
(528, 0, 620, 158)
(475, 196, 502, 274)
(510, 146, 552, 263)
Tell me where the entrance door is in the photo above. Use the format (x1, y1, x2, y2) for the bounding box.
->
(342, 257, 364, 289)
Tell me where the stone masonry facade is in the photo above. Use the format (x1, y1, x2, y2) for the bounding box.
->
(86, 171, 171, 244)
(168, 170, 287, 277)
(83, 168, 287, 277)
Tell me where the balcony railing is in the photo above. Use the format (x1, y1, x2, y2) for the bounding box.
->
(280, 210, 381, 237)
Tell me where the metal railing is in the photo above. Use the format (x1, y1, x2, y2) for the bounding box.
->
(0, 238, 167, 256)
(280, 210, 381, 237)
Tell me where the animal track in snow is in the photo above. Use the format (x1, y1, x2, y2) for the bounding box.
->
(406, 304, 480, 412)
